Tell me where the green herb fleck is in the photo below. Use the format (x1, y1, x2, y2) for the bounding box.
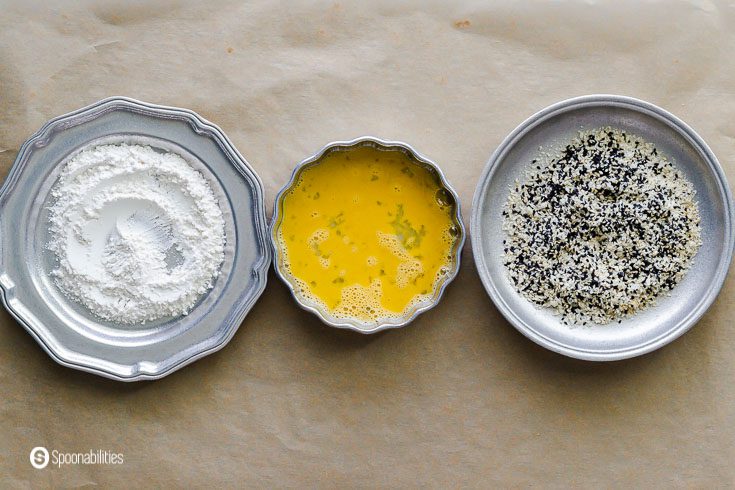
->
(328, 212, 345, 228)
(390, 204, 426, 249)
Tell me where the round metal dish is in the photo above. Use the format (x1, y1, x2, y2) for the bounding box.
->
(471, 95, 734, 361)
(271, 136, 465, 334)
(0, 97, 271, 380)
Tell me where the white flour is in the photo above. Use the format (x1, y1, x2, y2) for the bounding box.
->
(47, 144, 226, 324)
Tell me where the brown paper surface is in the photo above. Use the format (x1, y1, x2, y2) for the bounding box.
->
(1, 0, 734, 487)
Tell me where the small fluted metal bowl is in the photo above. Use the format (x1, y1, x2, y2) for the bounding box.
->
(271, 137, 465, 333)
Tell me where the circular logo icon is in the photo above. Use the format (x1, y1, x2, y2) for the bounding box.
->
(30, 447, 49, 469)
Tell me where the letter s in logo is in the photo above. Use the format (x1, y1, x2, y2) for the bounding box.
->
(30, 447, 49, 469)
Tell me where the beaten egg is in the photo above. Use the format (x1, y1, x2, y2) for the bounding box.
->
(276, 145, 459, 325)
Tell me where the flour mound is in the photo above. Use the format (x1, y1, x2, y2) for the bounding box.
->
(47, 144, 226, 324)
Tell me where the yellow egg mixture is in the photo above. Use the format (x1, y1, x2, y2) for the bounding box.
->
(277, 146, 459, 324)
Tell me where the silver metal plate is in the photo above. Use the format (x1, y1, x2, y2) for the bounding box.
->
(0, 97, 270, 380)
(471, 95, 734, 361)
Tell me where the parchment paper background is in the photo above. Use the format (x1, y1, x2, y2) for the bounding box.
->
(1, 1, 734, 487)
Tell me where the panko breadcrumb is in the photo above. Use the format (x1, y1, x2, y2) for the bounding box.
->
(502, 128, 701, 325)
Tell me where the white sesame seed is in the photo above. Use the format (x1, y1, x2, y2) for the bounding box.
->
(502, 128, 702, 325)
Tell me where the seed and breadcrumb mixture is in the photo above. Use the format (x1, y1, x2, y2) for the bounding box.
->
(502, 128, 702, 325)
